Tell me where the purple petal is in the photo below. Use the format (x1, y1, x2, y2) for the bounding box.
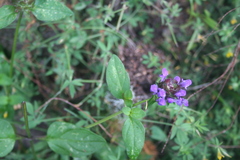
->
(175, 98, 183, 106)
(174, 89, 186, 97)
(180, 79, 192, 89)
(174, 76, 181, 83)
(167, 98, 176, 103)
(159, 68, 168, 82)
(157, 98, 166, 106)
(175, 98, 189, 106)
(157, 88, 166, 98)
(162, 68, 168, 76)
(150, 84, 158, 94)
(182, 99, 189, 106)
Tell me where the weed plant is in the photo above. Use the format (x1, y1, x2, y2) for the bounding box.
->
(0, 0, 239, 160)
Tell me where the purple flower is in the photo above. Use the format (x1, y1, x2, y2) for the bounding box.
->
(174, 76, 181, 83)
(150, 68, 192, 107)
(174, 89, 186, 97)
(157, 88, 166, 98)
(175, 98, 189, 107)
(150, 84, 158, 94)
(179, 79, 192, 89)
(157, 97, 166, 106)
(159, 68, 168, 82)
(167, 98, 176, 103)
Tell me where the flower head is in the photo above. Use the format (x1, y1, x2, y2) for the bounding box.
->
(150, 68, 192, 107)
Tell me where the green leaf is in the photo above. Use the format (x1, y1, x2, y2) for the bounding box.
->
(8, 94, 24, 105)
(60, 80, 70, 91)
(97, 41, 108, 51)
(0, 96, 8, 105)
(147, 95, 157, 107)
(150, 126, 167, 142)
(130, 108, 146, 119)
(122, 117, 145, 160)
(69, 83, 76, 98)
(47, 122, 106, 157)
(32, 0, 73, 21)
(124, 99, 133, 108)
(0, 5, 17, 29)
(176, 129, 189, 145)
(122, 107, 131, 116)
(0, 73, 12, 86)
(0, 119, 16, 157)
(106, 55, 130, 99)
(123, 89, 133, 107)
(26, 102, 34, 115)
(72, 79, 83, 86)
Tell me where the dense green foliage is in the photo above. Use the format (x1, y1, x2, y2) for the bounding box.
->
(0, 0, 240, 159)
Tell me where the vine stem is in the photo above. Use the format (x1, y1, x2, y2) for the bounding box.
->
(22, 102, 38, 160)
(10, 12, 23, 79)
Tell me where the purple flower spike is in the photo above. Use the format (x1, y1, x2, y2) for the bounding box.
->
(157, 98, 166, 106)
(150, 68, 192, 107)
(179, 79, 192, 89)
(150, 84, 158, 94)
(159, 68, 168, 82)
(157, 88, 166, 98)
(174, 76, 181, 83)
(175, 89, 186, 97)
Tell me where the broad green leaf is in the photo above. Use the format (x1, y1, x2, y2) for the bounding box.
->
(150, 125, 167, 142)
(47, 122, 106, 157)
(122, 117, 145, 160)
(0, 5, 17, 29)
(0, 96, 8, 105)
(122, 107, 131, 116)
(0, 119, 16, 157)
(8, 94, 24, 105)
(32, 0, 73, 21)
(0, 73, 12, 86)
(106, 55, 130, 99)
(130, 108, 146, 119)
(176, 129, 189, 145)
(123, 89, 133, 100)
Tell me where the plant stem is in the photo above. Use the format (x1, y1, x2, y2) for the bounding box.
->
(21, 102, 38, 160)
(10, 12, 23, 79)
(84, 98, 150, 129)
(132, 98, 150, 107)
(64, 45, 71, 70)
(85, 110, 123, 129)
(116, 3, 127, 31)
